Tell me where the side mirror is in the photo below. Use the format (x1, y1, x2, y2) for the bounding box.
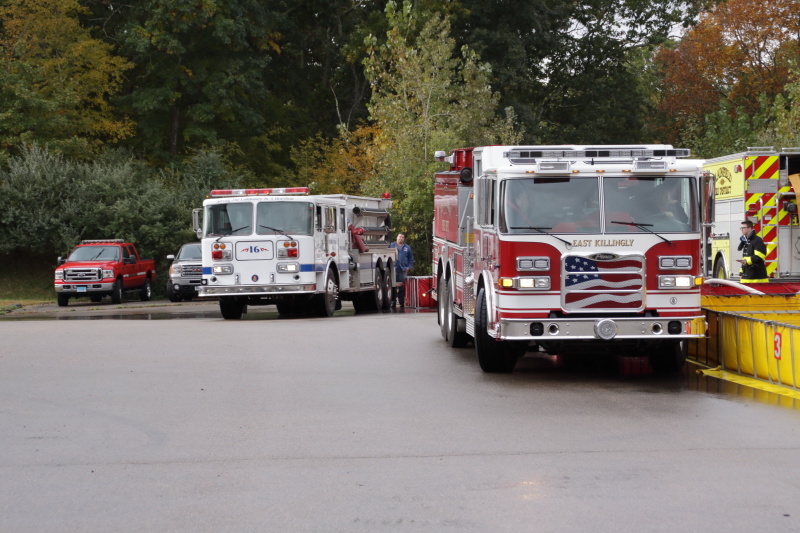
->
(57, 256, 64, 265)
(166, 254, 175, 261)
(192, 208, 202, 239)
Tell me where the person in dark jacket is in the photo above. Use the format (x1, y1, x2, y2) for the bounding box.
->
(737, 220, 769, 283)
(389, 232, 414, 308)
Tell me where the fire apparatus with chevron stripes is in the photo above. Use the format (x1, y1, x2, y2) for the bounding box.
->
(704, 148, 800, 282)
(432, 145, 710, 373)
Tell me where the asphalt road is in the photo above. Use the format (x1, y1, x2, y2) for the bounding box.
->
(1, 300, 799, 532)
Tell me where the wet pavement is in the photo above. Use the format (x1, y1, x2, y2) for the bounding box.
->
(2, 298, 798, 411)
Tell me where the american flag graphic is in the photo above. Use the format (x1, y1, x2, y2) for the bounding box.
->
(563, 255, 644, 310)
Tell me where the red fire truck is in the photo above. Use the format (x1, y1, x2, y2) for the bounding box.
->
(432, 145, 710, 373)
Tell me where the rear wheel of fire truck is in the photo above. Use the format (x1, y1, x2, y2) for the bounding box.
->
(111, 278, 124, 304)
(314, 268, 339, 317)
(219, 297, 245, 320)
(379, 266, 391, 310)
(445, 276, 468, 348)
(475, 288, 518, 373)
(57, 293, 69, 307)
(139, 277, 152, 301)
(438, 273, 448, 338)
(649, 340, 687, 373)
(371, 268, 385, 310)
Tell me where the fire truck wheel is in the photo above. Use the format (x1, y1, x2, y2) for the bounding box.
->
(314, 269, 339, 317)
(139, 277, 152, 301)
(111, 279, 124, 304)
(219, 297, 245, 320)
(57, 293, 69, 307)
(371, 268, 385, 310)
(438, 273, 448, 338)
(445, 276, 468, 348)
(475, 288, 517, 373)
(649, 341, 687, 373)
(379, 268, 391, 310)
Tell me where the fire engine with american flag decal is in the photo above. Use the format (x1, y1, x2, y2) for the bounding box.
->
(432, 145, 710, 373)
(704, 148, 800, 282)
(192, 187, 396, 319)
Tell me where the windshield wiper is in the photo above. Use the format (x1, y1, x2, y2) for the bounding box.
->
(215, 225, 251, 242)
(610, 221, 672, 245)
(510, 226, 572, 247)
(259, 224, 294, 240)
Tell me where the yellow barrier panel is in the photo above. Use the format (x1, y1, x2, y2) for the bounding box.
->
(710, 311, 800, 391)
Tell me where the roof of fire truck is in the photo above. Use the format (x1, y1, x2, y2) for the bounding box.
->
(469, 145, 704, 175)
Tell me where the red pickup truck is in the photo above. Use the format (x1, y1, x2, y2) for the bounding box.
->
(54, 240, 156, 307)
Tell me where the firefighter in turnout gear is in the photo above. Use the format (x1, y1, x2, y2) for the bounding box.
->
(736, 220, 769, 283)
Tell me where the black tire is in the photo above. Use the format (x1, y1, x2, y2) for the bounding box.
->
(649, 341, 687, 373)
(314, 268, 339, 317)
(219, 297, 245, 320)
(57, 293, 69, 307)
(371, 268, 384, 310)
(380, 267, 391, 310)
(167, 293, 182, 303)
(139, 277, 152, 301)
(111, 278, 123, 304)
(445, 276, 469, 348)
(475, 287, 518, 373)
(438, 273, 449, 339)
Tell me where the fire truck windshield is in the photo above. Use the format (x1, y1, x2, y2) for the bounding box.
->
(204, 202, 253, 237)
(256, 201, 314, 236)
(604, 176, 697, 234)
(500, 175, 698, 234)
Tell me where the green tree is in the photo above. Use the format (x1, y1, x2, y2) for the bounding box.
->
(0, 0, 133, 158)
(451, 0, 705, 143)
(97, 0, 279, 161)
(362, 1, 522, 270)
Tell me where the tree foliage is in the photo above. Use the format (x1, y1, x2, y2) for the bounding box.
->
(0, 0, 133, 158)
(654, 0, 800, 151)
(361, 1, 522, 271)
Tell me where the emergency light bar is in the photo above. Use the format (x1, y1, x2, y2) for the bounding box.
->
(506, 148, 691, 161)
(81, 239, 124, 244)
(209, 187, 309, 197)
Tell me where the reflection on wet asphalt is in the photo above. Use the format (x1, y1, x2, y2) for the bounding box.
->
(2, 302, 797, 410)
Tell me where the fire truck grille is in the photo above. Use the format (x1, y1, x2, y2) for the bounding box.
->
(181, 264, 202, 277)
(561, 254, 644, 311)
(64, 268, 103, 282)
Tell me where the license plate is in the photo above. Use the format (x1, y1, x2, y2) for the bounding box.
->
(77, 286, 87, 293)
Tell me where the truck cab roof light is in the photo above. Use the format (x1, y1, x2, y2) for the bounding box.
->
(209, 187, 309, 197)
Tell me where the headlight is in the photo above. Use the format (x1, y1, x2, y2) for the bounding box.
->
(212, 264, 233, 274)
(169, 264, 178, 276)
(659, 256, 692, 269)
(54, 270, 63, 280)
(102, 269, 114, 279)
(499, 276, 551, 290)
(277, 262, 300, 273)
(659, 275, 694, 288)
(517, 257, 550, 271)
